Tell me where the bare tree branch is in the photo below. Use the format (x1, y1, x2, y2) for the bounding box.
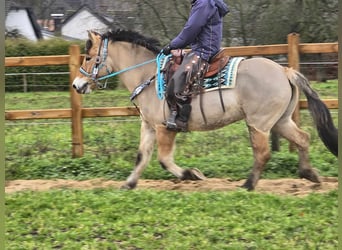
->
(173, 0, 189, 21)
(139, 0, 172, 41)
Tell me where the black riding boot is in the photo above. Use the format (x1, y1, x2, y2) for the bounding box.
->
(165, 103, 191, 132)
(165, 110, 178, 130)
(176, 103, 191, 131)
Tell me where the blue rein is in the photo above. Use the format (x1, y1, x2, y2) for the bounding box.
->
(99, 58, 156, 81)
(156, 53, 172, 99)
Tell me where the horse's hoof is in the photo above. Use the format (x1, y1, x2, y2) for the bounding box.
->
(241, 180, 255, 191)
(299, 168, 321, 183)
(181, 168, 206, 180)
(120, 182, 137, 190)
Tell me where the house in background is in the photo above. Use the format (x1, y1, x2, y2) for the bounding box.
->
(6, 6, 43, 41)
(5, 3, 129, 41)
(61, 5, 112, 40)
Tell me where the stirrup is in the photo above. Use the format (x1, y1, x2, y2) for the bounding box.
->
(165, 114, 188, 132)
(165, 111, 178, 130)
(166, 120, 188, 132)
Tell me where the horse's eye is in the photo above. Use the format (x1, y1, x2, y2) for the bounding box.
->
(85, 56, 91, 61)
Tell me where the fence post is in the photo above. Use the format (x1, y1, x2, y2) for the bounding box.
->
(23, 74, 27, 92)
(69, 45, 84, 157)
(287, 33, 300, 152)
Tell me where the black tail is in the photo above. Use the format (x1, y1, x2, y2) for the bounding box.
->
(287, 69, 338, 157)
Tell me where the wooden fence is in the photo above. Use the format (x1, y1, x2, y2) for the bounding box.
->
(5, 33, 338, 157)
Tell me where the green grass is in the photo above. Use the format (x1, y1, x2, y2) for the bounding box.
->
(4, 115, 338, 181)
(5, 189, 338, 249)
(5, 87, 132, 110)
(309, 80, 338, 99)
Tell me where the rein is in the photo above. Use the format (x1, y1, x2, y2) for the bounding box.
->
(93, 59, 156, 81)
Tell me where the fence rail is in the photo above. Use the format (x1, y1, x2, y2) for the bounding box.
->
(5, 61, 338, 92)
(5, 33, 339, 157)
(5, 72, 70, 92)
(5, 55, 71, 67)
(5, 99, 338, 121)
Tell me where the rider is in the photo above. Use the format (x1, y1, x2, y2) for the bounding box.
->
(161, 0, 229, 131)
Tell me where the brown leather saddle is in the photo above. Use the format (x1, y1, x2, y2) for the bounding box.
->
(205, 49, 230, 78)
(165, 49, 230, 80)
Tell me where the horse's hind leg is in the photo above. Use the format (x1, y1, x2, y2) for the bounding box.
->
(156, 125, 206, 180)
(121, 121, 156, 189)
(242, 126, 271, 191)
(273, 118, 320, 183)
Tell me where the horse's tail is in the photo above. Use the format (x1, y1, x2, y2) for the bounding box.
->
(285, 67, 338, 157)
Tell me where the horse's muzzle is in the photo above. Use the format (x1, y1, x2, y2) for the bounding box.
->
(72, 81, 89, 94)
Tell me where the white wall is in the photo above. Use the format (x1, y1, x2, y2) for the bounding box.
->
(61, 9, 109, 40)
(6, 9, 38, 41)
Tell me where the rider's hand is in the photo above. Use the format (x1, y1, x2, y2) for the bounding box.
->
(161, 44, 172, 55)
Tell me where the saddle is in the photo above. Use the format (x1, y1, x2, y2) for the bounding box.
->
(166, 49, 230, 79)
(205, 49, 230, 78)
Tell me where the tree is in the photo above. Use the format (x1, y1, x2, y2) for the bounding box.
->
(254, 0, 337, 44)
(134, 0, 190, 44)
(298, 0, 338, 42)
(227, 0, 270, 45)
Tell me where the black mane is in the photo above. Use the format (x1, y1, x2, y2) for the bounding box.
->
(102, 29, 161, 54)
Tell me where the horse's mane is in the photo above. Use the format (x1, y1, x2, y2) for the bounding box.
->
(102, 29, 161, 54)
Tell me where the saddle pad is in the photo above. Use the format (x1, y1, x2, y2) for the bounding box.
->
(202, 57, 244, 91)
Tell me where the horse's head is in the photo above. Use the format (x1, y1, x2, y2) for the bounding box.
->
(72, 30, 113, 94)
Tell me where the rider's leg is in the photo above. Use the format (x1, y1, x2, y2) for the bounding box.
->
(165, 52, 208, 132)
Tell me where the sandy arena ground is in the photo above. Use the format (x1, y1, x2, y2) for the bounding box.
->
(5, 177, 338, 197)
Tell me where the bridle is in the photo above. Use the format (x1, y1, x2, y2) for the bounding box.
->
(79, 35, 156, 89)
(79, 37, 112, 88)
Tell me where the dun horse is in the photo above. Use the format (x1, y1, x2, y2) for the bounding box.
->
(72, 30, 337, 190)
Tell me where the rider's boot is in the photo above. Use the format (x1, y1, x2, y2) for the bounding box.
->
(165, 103, 191, 132)
(176, 104, 191, 132)
(165, 110, 178, 130)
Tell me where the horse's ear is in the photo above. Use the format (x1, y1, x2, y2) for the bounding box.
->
(87, 30, 102, 41)
(87, 30, 95, 41)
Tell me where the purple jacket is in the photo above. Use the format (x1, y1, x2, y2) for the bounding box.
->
(170, 0, 229, 61)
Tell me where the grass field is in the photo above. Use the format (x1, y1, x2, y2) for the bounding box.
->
(5, 189, 338, 249)
(5, 80, 338, 249)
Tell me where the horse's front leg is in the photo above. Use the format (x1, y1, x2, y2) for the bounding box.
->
(156, 125, 206, 181)
(121, 121, 156, 189)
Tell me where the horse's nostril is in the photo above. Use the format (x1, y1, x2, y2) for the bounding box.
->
(72, 84, 77, 89)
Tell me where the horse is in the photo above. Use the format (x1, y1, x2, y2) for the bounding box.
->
(72, 29, 338, 191)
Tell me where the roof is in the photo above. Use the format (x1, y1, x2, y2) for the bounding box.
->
(61, 4, 113, 40)
(62, 4, 112, 27)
